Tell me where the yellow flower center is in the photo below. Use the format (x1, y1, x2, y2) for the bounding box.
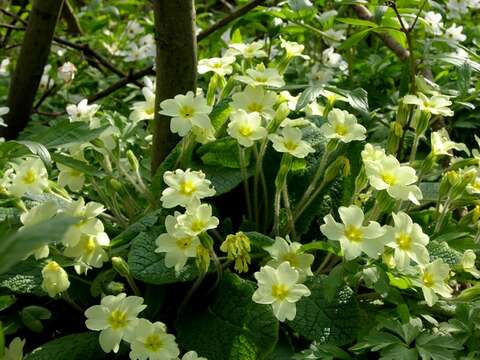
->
(179, 180, 196, 195)
(472, 181, 480, 191)
(396, 232, 412, 250)
(144, 334, 163, 352)
(283, 140, 298, 151)
(344, 225, 363, 242)
(334, 124, 348, 136)
(281, 252, 299, 267)
(238, 124, 253, 137)
(254, 76, 268, 83)
(180, 106, 195, 118)
(213, 62, 223, 68)
(247, 102, 263, 112)
(22, 169, 37, 184)
(145, 106, 155, 115)
(422, 272, 434, 288)
(45, 261, 60, 271)
(84, 237, 96, 254)
(176, 237, 192, 250)
(190, 220, 206, 233)
(381, 172, 397, 185)
(271, 283, 289, 300)
(108, 310, 128, 329)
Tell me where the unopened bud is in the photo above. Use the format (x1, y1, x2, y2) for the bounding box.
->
(126, 150, 139, 172)
(196, 245, 210, 273)
(41, 261, 70, 298)
(111, 257, 130, 278)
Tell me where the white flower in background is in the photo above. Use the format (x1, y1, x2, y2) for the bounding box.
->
(252, 262, 311, 322)
(473, 135, 480, 164)
(129, 319, 180, 360)
(57, 62, 77, 83)
(139, 34, 155, 48)
(198, 56, 236, 76)
(66, 99, 101, 125)
(279, 90, 299, 111)
(319, 9, 338, 23)
(228, 41, 267, 59)
(161, 169, 215, 208)
(175, 204, 219, 236)
(468, 0, 480, 9)
(413, 259, 452, 306)
(322, 47, 347, 70)
(181, 351, 207, 360)
(320, 205, 386, 260)
(431, 128, 469, 156)
(280, 37, 309, 59)
(4, 337, 25, 360)
(443, 23, 466, 43)
(305, 102, 325, 117)
(269, 126, 315, 158)
(159, 91, 212, 136)
(235, 64, 285, 88)
(6, 157, 49, 197)
(361, 143, 386, 163)
(63, 198, 106, 247)
(319, 90, 349, 105)
(461, 250, 480, 278)
(0, 58, 10, 76)
(130, 86, 156, 122)
(126, 20, 144, 38)
(231, 85, 277, 118)
(63, 233, 110, 275)
(85, 293, 146, 353)
(227, 109, 267, 147)
(39, 64, 53, 91)
(155, 213, 201, 272)
(446, 0, 468, 19)
(319, 108, 366, 143)
(308, 66, 333, 86)
(423, 12, 443, 35)
(264, 236, 314, 280)
(364, 155, 423, 204)
(122, 43, 153, 62)
(41, 261, 70, 297)
(323, 28, 346, 47)
(403, 93, 454, 116)
(381, 212, 429, 270)
(0, 106, 9, 127)
(57, 162, 85, 192)
(20, 201, 58, 259)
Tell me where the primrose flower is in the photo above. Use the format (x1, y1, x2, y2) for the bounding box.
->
(235, 64, 285, 88)
(181, 351, 207, 360)
(403, 93, 453, 117)
(227, 109, 267, 147)
(466, 172, 480, 194)
(361, 143, 386, 163)
(269, 126, 315, 158)
(230, 85, 277, 118)
(41, 261, 70, 298)
(57, 158, 85, 192)
(320, 205, 386, 260)
(381, 212, 429, 270)
(129, 319, 180, 360)
(63, 233, 110, 274)
(0, 106, 9, 127)
(155, 214, 201, 272)
(413, 259, 453, 306)
(6, 157, 49, 197)
(264, 236, 314, 280)
(66, 99, 101, 125)
(175, 203, 219, 236)
(4, 337, 25, 360)
(63, 198, 106, 247)
(252, 262, 311, 322)
(126, 20, 144, 38)
(228, 41, 267, 59)
(280, 37, 309, 59)
(461, 250, 480, 278)
(322, 47, 347, 70)
(444, 23, 466, 43)
(85, 293, 146, 353)
(161, 169, 215, 209)
(319, 108, 366, 143)
(364, 155, 423, 205)
(130, 86, 156, 122)
(159, 91, 212, 136)
(430, 128, 469, 156)
(424, 12, 443, 35)
(198, 56, 236, 76)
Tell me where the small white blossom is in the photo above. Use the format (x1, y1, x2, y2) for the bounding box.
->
(252, 262, 311, 321)
(443, 23, 466, 43)
(461, 250, 480, 278)
(198, 56, 236, 76)
(175, 203, 219, 236)
(322, 47, 347, 70)
(4, 337, 25, 360)
(319, 108, 366, 143)
(228, 41, 267, 59)
(180, 351, 207, 360)
(129, 319, 180, 360)
(412, 259, 452, 306)
(227, 109, 267, 147)
(424, 12, 443, 35)
(41, 261, 70, 298)
(431, 128, 469, 156)
(323, 28, 346, 47)
(279, 37, 309, 59)
(130, 87, 156, 122)
(235, 64, 285, 88)
(126, 20, 144, 38)
(403, 93, 454, 116)
(6, 157, 49, 197)
(63, 233, 110, 274)
(230, 85, 277, 118)
(66, 99, 101, 125)
(0, 58, 10, 76)
(269, 126, 315, 158)
(57, 62, 77, 83)
(446, 0, 468, 19)
(320, 205, 386, 260)
(0, 106, 9, 127)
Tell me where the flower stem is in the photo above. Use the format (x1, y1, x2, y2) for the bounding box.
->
(238, 145, 253, 221)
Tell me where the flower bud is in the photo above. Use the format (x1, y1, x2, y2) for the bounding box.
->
(57, 62, 77, 83)
(126, 150, 139, 172)
(109, 178, 123, 191)
(271, 103, 290, 129)
(41, 261, 70, 298)
(196, 245, 211, 273)
(111, 256, 130, 278)
(220, 232, 251, 273)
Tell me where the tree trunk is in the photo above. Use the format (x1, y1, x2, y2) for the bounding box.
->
(1, 0, 64, 140)
(151, 0, 197, 174)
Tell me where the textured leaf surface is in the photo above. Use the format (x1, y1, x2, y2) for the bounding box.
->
(0, 259, 43, 295)
(176, 272, 278, 360)
(128, 227, 199, 285)
(427, 241, 462, 266)
(24, 332, 106, 360)
(288, 276, 359, 346)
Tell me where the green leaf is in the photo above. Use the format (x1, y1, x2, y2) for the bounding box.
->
(288, 276, 359, 346)
(110, 210, 161, 248)
(24, 332, 107, 360)
(339, 28, 373, 50)
(197, 137, 250, 168)
(191, 163, 253, 196)
(337, 17, 378, 27)
(0, 259, 44, 295)
(0, 295, 16, 311)
(210, 98, 231, 130)
(0, 215, 77, 274)
(128, 227, 199, 285)
(243, 231, 274, 252)
(51, 153, 104, 178)
(295, 85, 323, 111)
(416, 334, 463, 360)
(0, 141, 51, 168)
(427, 241, 462, 266)
(380, 344, 418, 360)
(176, 272, 278, 360)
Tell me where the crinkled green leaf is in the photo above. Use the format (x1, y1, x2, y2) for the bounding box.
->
(0, 259, 44, 295)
